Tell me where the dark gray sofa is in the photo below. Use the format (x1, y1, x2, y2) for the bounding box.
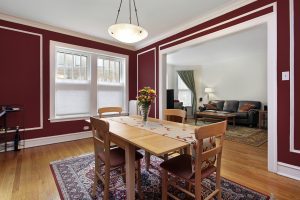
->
(200, 100, 261, 127)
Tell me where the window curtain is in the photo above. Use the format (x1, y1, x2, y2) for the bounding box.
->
(177, 70, 197, 113)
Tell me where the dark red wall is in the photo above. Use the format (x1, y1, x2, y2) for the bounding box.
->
(137, 50, 156, 117)
(0, 28, 41, 129)
(136, 0, 300, 167)
(294, 0, 300, 150)
(0, 19, 136, 140)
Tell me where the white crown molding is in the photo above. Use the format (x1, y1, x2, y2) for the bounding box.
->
(0, 12, 135, 51)
(135, 0, 257, 50)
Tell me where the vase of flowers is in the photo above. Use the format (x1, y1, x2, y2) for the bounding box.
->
(137, 87, 156, 124)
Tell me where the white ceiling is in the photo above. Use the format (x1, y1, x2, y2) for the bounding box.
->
(167, 24, 267, 66)
(0, 0, 252, 49)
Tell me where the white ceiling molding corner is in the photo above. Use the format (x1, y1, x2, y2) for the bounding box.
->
(0, 12, 136, 51)
(135, 0, 257, 50)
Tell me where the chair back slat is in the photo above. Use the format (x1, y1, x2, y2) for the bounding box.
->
(195, 121, 227, 140)
(98, 107, 122, 118)
(201, 146, 222, 160)
(164, 109, 186, 124)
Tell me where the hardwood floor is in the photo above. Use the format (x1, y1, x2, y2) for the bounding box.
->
(0, 138, 299, 200)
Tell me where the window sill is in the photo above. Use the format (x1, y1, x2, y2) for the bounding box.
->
(49, 113, 129, 123)
(49, 115, 90, 123)
(97, 83, 123, 87)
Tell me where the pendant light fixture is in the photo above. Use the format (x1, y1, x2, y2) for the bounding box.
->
(108, 0, 148, 44)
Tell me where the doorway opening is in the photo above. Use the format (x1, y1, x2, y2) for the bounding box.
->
(159, 11, 277, 172)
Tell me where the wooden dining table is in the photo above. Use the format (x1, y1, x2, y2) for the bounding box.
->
(96, 115, 191, 200)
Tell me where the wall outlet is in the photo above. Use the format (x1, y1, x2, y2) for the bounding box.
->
(83, 126, 90, 130)
(282, 71, 289, 81)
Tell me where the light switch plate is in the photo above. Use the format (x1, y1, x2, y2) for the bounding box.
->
(282, 71, 289, 81)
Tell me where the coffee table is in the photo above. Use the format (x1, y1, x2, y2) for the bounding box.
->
(194, 111, 236, 129)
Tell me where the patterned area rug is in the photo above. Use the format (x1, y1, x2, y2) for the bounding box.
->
(50, 153, 269, 200)
(187, 120, 267, 147)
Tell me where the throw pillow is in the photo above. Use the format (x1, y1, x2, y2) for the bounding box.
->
(204, 103, 217, 110)
(239, 103, 256, 112)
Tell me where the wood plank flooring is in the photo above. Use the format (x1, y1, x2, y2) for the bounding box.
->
(0, 138, 299, 200)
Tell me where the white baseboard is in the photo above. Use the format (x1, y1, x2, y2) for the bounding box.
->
(0, 131, 92, 152)
(277, 162, 300, 181)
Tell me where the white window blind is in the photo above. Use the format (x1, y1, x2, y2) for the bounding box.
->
(55, 49, 91, 117)
(177, 75, 192, 106)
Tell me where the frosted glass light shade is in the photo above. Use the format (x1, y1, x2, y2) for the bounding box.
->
(204, 87, 214, 93)
(108, 23, 148, 44)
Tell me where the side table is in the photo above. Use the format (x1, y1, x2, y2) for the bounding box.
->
(259, 110, 268, 129)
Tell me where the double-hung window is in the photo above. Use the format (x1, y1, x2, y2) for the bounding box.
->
(97, 57, 125, 109)
(177, 75, 192, 106)
(50, 41, 128, 121)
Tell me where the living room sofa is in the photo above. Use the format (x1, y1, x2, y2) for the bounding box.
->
(200, 100, 261, 127)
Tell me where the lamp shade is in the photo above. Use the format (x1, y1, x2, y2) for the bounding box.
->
(204, 87, 214, 93)
(108, 23, 148, 44)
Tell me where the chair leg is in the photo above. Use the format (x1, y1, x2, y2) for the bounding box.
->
(217, 189, 222, 200)
(195, 180, 202, 200)
(92, 172, 99, 197)
(104, 164, 110, 200)
(187, 182, 192, 192)
(137, 161, 143, 199)
(145, 151, 150, 171)
(121, 166, 126, 183)
(162, 169, 168, 200)
(163, 154, 168, 161)
(92, 158, 100, 197)
(216, 172, 222, 200)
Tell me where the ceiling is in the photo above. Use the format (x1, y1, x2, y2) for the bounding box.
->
(0, 0, 251, 49)
(167, 24, 267, 66)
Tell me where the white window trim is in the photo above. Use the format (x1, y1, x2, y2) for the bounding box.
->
(49, 41, 129, 122)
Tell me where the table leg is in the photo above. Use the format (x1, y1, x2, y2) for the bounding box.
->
(125, 143, 136, 200)
(145, 151, 150, 171)
(224, 118, 229, 130)
(233, 117, 236, 128)
(184, 146, 191, 155)
(259, 112, 262, 129)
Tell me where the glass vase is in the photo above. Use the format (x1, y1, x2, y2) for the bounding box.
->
(140, 104, 151, 124)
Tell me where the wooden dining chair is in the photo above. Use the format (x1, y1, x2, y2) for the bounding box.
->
(145, 109, 187, 170)
(164, 108, 186, 123)
(90, 117, 143, 200)
(98, 107, 122, 118)
(164, 108, 188, 157)
(160, 120, 227, 200)
(97, 107, 122, 148)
